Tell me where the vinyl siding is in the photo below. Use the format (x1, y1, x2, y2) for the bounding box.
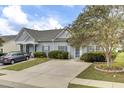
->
(0, 40, 20, 53)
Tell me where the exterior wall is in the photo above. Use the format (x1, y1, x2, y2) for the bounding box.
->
(23, 41, 103, 58)
(19, 42, 103, 59)
(34, 41, 75, 58)
(0, 40, 20, 53)
(79, 44, 103, 57)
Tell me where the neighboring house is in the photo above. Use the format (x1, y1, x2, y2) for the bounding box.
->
(0, 35, 20, 53)
(15, 28, 102, 58)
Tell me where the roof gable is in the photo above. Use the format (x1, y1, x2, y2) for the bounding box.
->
(56, 30, 70, 38)
(54, 30, 70, 42)
(16, 28, 63, 42)
(16, 30, 34, 42)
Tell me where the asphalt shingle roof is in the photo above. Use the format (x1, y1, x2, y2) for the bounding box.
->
(0, 35, 17, 42)
(22, 28, 65, 42)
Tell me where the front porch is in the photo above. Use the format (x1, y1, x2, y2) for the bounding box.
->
(19, 43, 38, 53)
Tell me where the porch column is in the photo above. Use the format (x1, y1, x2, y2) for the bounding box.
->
(22, 44, 26, 53)
(20, 44, 23, 52)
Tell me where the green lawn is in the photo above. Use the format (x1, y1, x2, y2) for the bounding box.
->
(77, 64, 124, 83)
(114, 52, 124, 63)
(113, 52, 124, 67)
(3, 58, 49, 71)
(68, 83, 97, 88)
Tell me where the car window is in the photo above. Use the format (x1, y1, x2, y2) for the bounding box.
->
(12, 54, 18, 56)
(12, 53, 20, 56)
(5, 53, 13, 56)
(17, 53, 24, 56)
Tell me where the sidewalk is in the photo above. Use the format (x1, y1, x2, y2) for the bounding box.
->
(0, 79, 38, 88)
(70, 78, 124, 88)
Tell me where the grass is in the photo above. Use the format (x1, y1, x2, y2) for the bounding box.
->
(3, 58, 48, 71)
(96, 52, 124, 69)
(76, 52, 124, 83)
(114, 52, 124, 63)
(68, 83, 97, 88)
(77, 64, 124, 83)
(113, 52, 124, 67)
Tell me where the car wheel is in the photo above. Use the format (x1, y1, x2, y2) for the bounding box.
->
(26, 57, 29, 60)
(11, 60, 15, 64)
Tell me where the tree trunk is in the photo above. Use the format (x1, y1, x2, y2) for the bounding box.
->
(105, 51, 112, 67)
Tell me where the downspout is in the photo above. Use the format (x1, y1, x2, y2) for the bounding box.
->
(52, 39, 54, 51)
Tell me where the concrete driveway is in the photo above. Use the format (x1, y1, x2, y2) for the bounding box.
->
(0, 60, 91, 88)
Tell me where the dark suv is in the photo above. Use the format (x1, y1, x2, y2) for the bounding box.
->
(0, 52, 30, 64)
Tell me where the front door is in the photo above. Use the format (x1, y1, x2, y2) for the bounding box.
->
(75, 48, 80, 57)
(26, 45, 29, 53)
(29, 45, 34, 53)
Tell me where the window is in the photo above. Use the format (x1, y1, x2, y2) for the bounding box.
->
(87, 46, 94, 52)
(42, 46, 50, 52)
(58, 46, 67, 51)
(75, 48, 80, 57)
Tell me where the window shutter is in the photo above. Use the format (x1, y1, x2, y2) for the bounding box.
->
(48, 46, 50, 51)
(42, 46, 44, 52)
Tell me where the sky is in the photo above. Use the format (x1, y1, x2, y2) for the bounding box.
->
(0, 5, 85, 35)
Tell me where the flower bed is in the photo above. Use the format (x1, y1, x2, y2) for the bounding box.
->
(95, 64, 124, 73)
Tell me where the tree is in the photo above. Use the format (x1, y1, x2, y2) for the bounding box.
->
(67, 5, 124, 67)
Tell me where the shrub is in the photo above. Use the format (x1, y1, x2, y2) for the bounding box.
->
(48, 50, 68, 59)
(80, 52, 106, 62)
(33, 52, 47, 58)
(80, 51, 117, 63)
(112, 51, 117, 60)
(118, 49, 124, 53)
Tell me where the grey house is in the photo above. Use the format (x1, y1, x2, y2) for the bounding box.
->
(15, 28, 102, 58)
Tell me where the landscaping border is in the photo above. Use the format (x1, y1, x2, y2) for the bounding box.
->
(95, 66, 124, 73)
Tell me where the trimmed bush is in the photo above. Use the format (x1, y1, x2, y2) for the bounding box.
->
(80, 52, 117, 62)
(48, 50, 68, 59)
(80, 52, 106, 62)
(33, 52, 47, 58)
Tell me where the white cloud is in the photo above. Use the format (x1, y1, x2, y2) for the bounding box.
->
(2, 6, 28, 25)
(29, 17, 63, 30)
(63, 5, 75, 8)
(0, 6, 63, 35)
(0, 18, 17, 35)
